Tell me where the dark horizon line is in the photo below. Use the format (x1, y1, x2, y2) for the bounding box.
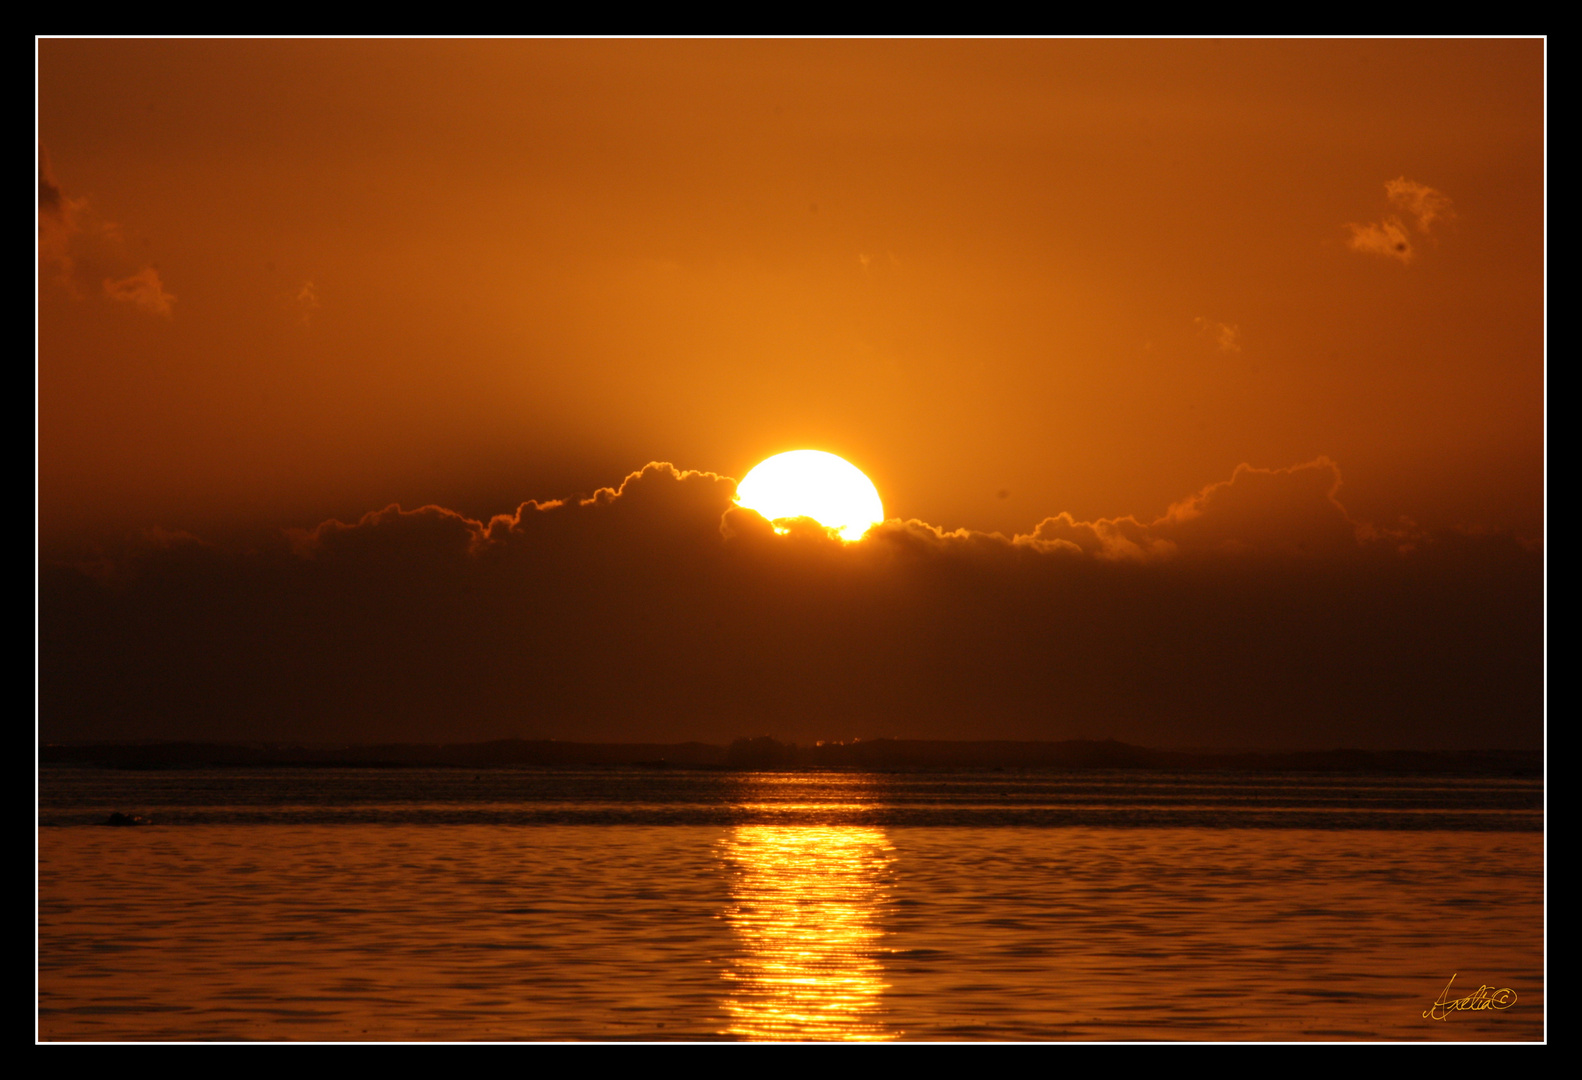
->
(39, 737, 1543, 776)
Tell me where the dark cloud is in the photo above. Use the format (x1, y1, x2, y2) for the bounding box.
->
(37, 146, 81, 279)
(39, 462, 1541, 752)
(38, 152, 64, 216)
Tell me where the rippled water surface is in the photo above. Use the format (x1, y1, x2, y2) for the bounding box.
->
(37, 768, 1543, 1041)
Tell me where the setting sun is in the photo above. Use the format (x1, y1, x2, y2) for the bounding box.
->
(735, 450, 885, 542)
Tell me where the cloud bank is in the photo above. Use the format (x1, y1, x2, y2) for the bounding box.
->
(40, 461, 1540, 752)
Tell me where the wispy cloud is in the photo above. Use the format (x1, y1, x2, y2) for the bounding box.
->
(1386, 177, 1455, 233)
(103, 266, 175, 317)
(1194, 317, 1241, 353)
(296, 280, 321, 325)
(39, 144, 174, 316)
(1346, 177, 1454, 265)
(1347, 219, 1415, 263)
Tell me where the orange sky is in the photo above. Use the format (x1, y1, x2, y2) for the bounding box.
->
(38, 39, 1543, 545)
(37, 40, 1545, 751)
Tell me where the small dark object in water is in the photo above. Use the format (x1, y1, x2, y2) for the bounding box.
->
(103, 812, 150, 827)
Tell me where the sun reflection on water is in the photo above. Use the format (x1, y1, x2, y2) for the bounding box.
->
(718, 824, 897, 1041)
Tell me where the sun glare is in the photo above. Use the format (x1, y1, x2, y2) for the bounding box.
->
(735, 450, 885, 542)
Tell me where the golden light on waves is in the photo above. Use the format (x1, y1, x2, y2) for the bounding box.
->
(717, 825, 897, 1041)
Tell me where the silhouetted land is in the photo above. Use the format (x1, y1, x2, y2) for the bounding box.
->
(39, 737, 1541, 776)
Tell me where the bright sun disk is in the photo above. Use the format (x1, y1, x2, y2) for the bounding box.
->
(735, 450, 885, 543)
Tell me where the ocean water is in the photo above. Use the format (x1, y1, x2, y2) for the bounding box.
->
(37, 767, 1544, 1041)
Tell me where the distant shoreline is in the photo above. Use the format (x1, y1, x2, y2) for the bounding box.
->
(38, 737, 1542, 776)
